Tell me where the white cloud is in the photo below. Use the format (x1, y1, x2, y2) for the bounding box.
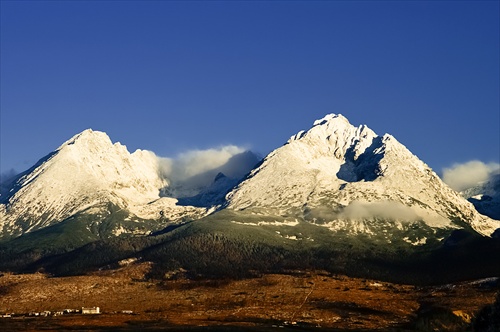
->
(157, 145, 249, 197)
(171, 146, 245, 181)
(442, 160, 500, 191)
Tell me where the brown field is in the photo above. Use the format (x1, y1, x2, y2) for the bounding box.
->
(0, 262, 497, 331)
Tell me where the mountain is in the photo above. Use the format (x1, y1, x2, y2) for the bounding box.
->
(0, 115, 498, 283)
(0, 129, 207, 240)
(225, 114, 499, 239)
(130, 114, 499, 283)
(462, 172, 500, 221)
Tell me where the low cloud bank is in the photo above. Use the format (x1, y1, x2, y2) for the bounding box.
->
(306, 201, 421, 222)
(157, 145, 259, 197)
(442, 161, 500, 192)
(339, 201, 419, 221)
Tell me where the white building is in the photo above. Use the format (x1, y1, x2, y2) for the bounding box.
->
(82, 307, 100, 314)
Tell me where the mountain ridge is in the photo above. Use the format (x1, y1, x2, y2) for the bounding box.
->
(0, 114, 498, 282)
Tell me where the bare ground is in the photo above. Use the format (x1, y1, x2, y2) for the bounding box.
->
(0, 262, 497, 331)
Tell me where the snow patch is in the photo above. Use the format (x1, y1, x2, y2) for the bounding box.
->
(403, 237, 427, 246)
(112, 226, 127, 237)
(230, 220, 300, 227)
(118, 257, 139, 266)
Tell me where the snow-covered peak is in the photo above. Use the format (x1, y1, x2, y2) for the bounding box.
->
(56, 129, 144, 164)
(294, 113, 371, 141)
(59, 129, 113, 150)
(312, 113, 349, 126)
(290, 114, 357, 143)
(54, 129, 132, 172)
(5, 128, 167, 203)
(37, 129, 163, 198)
(227, 113, 499, 237)
(286, 113, 377, 163)
(0, 129, 208, 238)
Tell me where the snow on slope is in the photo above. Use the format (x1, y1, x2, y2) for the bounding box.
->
(0, 129, 206, 239)
(226, 114, 499, 237)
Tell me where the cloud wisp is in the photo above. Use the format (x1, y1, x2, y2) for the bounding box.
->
(442, 160, 500, 192)
(0, 169, 18, 186)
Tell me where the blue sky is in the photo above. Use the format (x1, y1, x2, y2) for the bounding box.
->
(1, 0, 499, 177)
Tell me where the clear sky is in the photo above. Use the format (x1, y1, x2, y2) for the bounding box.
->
(1, 0, 499, 177)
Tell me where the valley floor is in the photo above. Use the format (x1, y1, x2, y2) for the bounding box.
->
(0, 263, 498, 331)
